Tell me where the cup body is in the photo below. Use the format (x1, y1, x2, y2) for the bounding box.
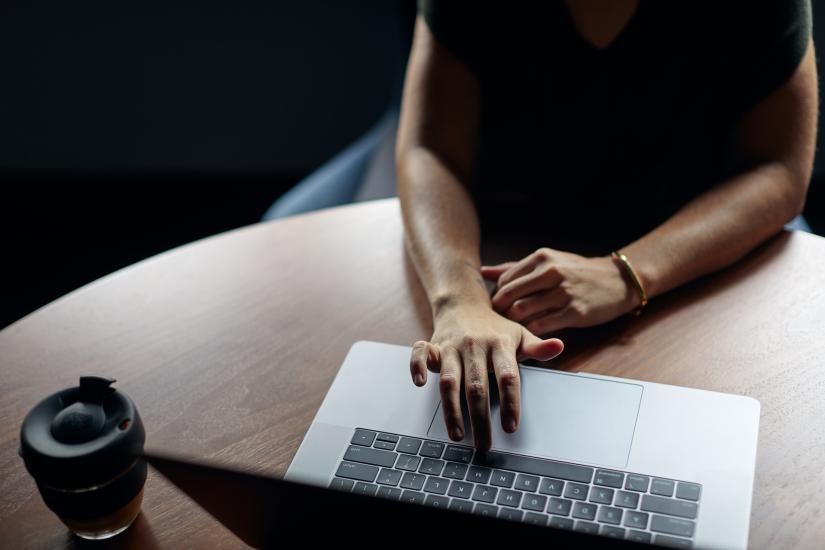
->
(20, 377, 146, 539)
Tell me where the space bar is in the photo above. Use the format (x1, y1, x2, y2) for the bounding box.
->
(473, 451, 594, 483)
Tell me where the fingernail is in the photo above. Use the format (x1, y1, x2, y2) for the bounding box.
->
(451, 427, 463, 440)
(507, 419, 517, 432)
(414, 374, 424, 385)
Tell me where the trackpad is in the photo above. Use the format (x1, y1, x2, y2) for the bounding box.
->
(428, 368, 643, 469)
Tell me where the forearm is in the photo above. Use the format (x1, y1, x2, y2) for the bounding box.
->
(398, 146, 489, 317)
(621, 162, 806, 298)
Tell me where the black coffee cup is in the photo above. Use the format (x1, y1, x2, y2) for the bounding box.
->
(19, 376, 146, 539)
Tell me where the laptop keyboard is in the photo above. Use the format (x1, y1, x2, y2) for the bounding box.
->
(330, 428, 701, 548)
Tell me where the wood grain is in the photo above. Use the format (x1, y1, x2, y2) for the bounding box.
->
(1, 198, 824, 548)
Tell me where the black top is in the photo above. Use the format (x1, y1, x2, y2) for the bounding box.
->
(418, 0, 811, 252)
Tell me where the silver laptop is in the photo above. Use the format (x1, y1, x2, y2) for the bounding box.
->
(286, 341, 759, 549)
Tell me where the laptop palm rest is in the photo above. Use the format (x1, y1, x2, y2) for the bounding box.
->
(428, 368, 643, 469)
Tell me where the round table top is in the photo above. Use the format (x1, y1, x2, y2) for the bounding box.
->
(2, 198, 825, 548)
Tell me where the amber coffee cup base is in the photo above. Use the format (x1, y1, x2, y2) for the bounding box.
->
(61, 487, 144, 540)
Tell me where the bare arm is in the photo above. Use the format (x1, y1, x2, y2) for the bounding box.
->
(623, 41, 818, 299)
(483, 41, 818, 336)
(396, 16, 486, 313)
(397, 16, 563, 449)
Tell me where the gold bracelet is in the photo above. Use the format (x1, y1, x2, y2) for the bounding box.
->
(611, 251, 648, 316)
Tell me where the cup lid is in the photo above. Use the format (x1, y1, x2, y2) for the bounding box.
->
(20, 376, 145, 489)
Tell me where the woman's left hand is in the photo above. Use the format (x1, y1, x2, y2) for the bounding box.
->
(481, 247, 640, 336)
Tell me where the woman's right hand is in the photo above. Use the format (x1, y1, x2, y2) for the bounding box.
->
(410, 302, 564, 450)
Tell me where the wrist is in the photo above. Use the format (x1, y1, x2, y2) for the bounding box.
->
(431, 292, 490, 321)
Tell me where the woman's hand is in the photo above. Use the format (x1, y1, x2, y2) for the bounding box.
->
(410, 302, 563, 450)
(481, 248, 639, 335)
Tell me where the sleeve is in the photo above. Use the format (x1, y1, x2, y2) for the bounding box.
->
(417, 0, 486, 77)
(721, 0, 811, 113)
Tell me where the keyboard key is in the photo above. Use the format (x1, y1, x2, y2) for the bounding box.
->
(423, 476, 449, 495)
(498, 508, 523, 522)
(335, 461, 378, 482)
(420, 441, 445, 458)
(597, 506, 623, 525)
(615, 490, 639, 508)
(400, 472, 426, 491)
(655, 534, 693, 548)
(443, 462, 468, 480)
(443, 445, 473, 464)
(397, 437, 423, 454)
(448, 480, 474, 499)
(443, 445, 474, 463)
(574, 521, 599, 535)
(376, 468, 403, 486)
(626, 530, 652, 544)
(449, 499, 474, 513)
(373, 440, 396, 451)
(471, 485, 498, 503)
(329, 477, 353, 492)
(473, 503, 499, 517)
(594, 469, 624, 488)
(651, 478, 675, 496)
(651, 515, 696, 538)
(625, 474, 650, 492)
(395, 455, 421, 471)
(497, 489, 523, 507)
(353, 482, 378, 496)
(343, 445, 397, 468)
(549, 516, 574, 530)
(376, 486, 401, 500)
(676, 482, 702, 501)
(571, 502, 597, 521)
(351, 429, 377, 446)
(547, 497, 572, 516)
(424, 494, 450, 508)
(401, 490, 426, 505)
(600, 525, 626, 539)
(467, 466, 492, 484)
(589, 487, 614, 505)
(623, 510, 649, 529)
(514, 474, 540, 492)
(418, 458, 445, 475)
(539, 478, 564, 496)
(474, 451, 593, 483)
(521, 494, 547, 512)
(524, 512, 548, 526)
(491, 470, 515, 488)
(376, 432, 399, 443)
(563, 482, 589, 500)
(640, 494, 698, 519)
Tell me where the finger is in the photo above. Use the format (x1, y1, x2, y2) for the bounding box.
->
(491, 267, 563, 313)
(409, 341, 433, 386)
(504, 287, 571, 323)
(439, 347, 465, 441)
(517, 327, 564, 362)
(497, 255, 537, 288)
(480, 262, 516, 281)
(524, 308, 574, 338)
(462, 341, 492, 451)
(491, 344, 521, 433)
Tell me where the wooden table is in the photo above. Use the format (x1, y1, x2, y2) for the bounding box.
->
(1, 198, 824, 548)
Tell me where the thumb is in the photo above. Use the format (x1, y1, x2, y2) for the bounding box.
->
(480, 262, 516, 281)
(517, 328, 564, 362)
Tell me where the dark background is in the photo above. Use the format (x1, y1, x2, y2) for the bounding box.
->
(1, 1, 823, 329)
